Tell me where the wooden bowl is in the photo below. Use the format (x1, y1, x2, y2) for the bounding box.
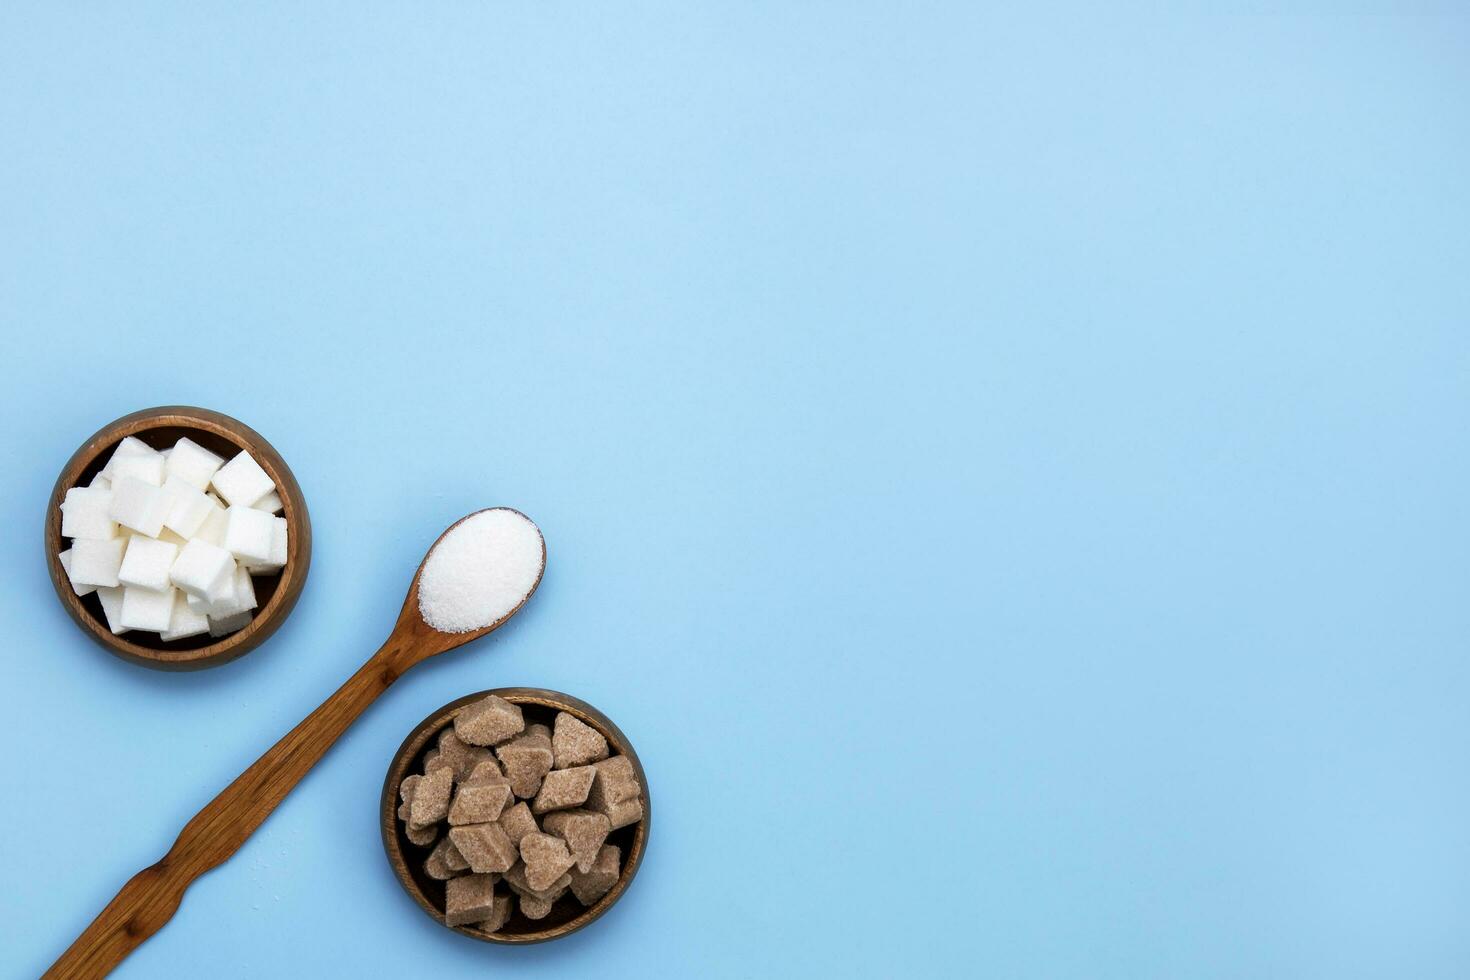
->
(44, 406, 312, 671)
(381, 688, 651, 945)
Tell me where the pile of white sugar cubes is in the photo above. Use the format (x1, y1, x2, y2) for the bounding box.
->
(57, 435, 288, 641)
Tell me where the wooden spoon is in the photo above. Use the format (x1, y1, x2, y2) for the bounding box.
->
(45, 508, 546, 979)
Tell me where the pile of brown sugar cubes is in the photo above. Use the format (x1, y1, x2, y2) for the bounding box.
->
(395, 694, 644, 935)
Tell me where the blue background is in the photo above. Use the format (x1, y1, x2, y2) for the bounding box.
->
(1, 5, 1466, 978)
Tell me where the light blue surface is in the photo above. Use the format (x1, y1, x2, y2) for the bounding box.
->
(1, 5, 1467, 978)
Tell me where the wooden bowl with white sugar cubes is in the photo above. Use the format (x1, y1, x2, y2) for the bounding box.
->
(45, 406, 311, 670)
(381, 689, 650, 944)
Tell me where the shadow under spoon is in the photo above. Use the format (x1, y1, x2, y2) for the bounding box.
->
(45, 507, 546, 979)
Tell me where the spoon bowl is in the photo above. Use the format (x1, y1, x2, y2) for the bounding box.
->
(388, 507, 548, 666)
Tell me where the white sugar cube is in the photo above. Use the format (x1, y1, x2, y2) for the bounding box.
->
(117, 537, 179, 593)
(251, 490, 283, 515)
(68, 537, 126, 588)
(96, 585, 127, 634)
(57, 549, 97, 597)
(211, 451, 274, 507)
(108, 476, 172, 537)
(269, 515, 288, 567)
(234, 566, 258, 610)
(208, 610, 253, 637)
(246, 516, 288, 574)
(99, 436, 153, 481)
(187, 581, 228, 617)
(120, 585, 177, 632)
(203, 566, 258, 618)
(158, 527, 189, 546)
(60, 487, 118, 540)
(161, 475, 215, 538)
(166, 437, 226, 491)
(160, 592, 210, 641)
(208, 568, 237, 602)
(193, 499, 229, 547)
(109, 449, 166, 487)
(186, 590, 234, 615)
(170, 538, 236, 599)
(224, 506, 275, 564)
(88, 472, 112, 490)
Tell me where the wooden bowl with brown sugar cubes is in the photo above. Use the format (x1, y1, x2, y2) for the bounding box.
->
(381, 688, 649, 944)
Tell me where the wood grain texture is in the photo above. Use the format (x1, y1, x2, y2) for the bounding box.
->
(43, 405, 312, 670)
(380, 688, 650, 945)
(44, 509, 545, 979)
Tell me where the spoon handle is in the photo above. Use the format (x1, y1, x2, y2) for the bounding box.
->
(44, 639, 415, 979)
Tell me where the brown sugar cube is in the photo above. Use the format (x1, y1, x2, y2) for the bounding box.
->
(473, 892, 515, 935)
(552, 712, 610, 769)
(518, 893, 555, 920)
(424, 847, 452, 880)
(496, 732, 554, 799)
(424, 836, 468, 880)
(542, 809, 611, 873)
(454, 695, 525, 747)
(531, 766, 596, 815)
(436, 727, 493, 782)
(405, 822, 439, 847)
(584, 758, 643, 830)
(569, 844, 621, 906)
(444, 873, 499, 926)
(422, 749, 448, 776)
(534, 878, 570, 904)
(464, 759, 509, 787)
(504, 861, 572, 901)
(605, 797, 644, 831)
(498, 801, 539, 846)
(501, 860, 531, 895)
(519, 831, 576, 892)
(584, 758, 643, 829)
(585, 756, 640, 810)
(396, 773, 421, 824)
(409, 766, 453, 829)
(449, 782, 513, 826)
(524, 722, 551, 741)
(443, 836, 469, 871)
(448, 822, 518, 874)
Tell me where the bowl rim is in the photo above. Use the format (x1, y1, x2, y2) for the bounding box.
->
(44, 405, 312, 671)
(380, 687, 651, 945)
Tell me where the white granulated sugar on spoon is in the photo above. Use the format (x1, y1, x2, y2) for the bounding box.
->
(418, 508, 546, 633)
